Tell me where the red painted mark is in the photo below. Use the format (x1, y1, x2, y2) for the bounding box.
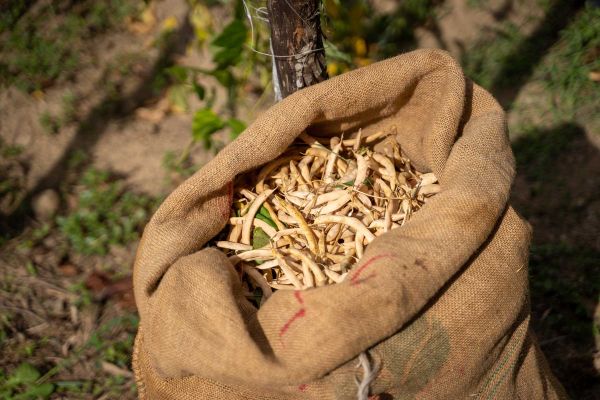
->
(279, 308, 306, 337)
(279, 291, 307, 341)
(351, 272, 377, 286)
(298, 384, 308, 392)
(294, 290, 304, 304)
(350, 254, 392, 286)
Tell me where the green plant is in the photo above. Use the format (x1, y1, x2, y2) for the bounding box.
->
(39, 91, 79, 134)
(29, 314, 139, 397)
(0, 1, 143, 92)
(161, 5, 254, 165)
(56, 168, 157, 255)
(462, 22, 525, 89)
(0, 0, 30, 31)
(537, 4, 600, 119)
(61, 91, 77, 123)
(68, 282, 93, 308)
(39, 112, 61, 135)
(1, 143, 23, 158)
(192, 108, 245, 149)
(0, 363, 54, 399)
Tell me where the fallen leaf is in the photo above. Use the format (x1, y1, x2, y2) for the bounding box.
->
(127, 5, 156, 34)
(161, 16, 179, 33)
(85, 272, 136, 311)
(58, 264, 78, 277)
(85, 271, 111, 294)
(31, 90, 45, 100)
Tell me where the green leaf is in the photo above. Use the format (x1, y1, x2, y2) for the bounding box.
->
(213, 48, 242, 68)
(256, 205, 276, 228)
(252, 227, 270, 249)
(165, 65, 189, 83)
(17, 383, 54, 399)
(212, 20, 247, 48)
(192, 108, 225, 149)
(324, 39, 352, 63)
(209, 69, 235, 88)
(8, 363, 40, 385)
(167, 84, 190, 113)
(211, 20, 247, 68)
(255, 213, 276, 229)
(258, 205, 271, 219)
(227, 118, 246, 139)
(336, 180, 354, 189)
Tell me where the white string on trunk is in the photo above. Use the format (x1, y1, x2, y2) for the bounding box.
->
(270, 38, 283, 101)
(242, 0, 326, 99)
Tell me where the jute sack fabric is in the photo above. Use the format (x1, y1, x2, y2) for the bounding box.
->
(131, 49, 568, 399)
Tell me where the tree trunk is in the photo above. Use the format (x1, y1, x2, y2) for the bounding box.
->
(267, 0, 328, 99)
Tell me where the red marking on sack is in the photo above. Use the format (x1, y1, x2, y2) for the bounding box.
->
(351, 272, 377, 286)
(298, 384, 308, 392)
(350, 254, 392, 286)
(279, 291, 307, 342)
(279, 308, 306, 337)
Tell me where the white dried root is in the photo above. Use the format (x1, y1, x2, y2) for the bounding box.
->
(212, 129, 440, 304)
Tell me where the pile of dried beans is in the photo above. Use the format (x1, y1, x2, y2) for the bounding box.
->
(214, 130, 440, 305)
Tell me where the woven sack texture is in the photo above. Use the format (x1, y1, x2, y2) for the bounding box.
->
(131, 49, 568, 400)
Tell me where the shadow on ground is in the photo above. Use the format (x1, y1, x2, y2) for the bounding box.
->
(489, 0, 586, 108)
(511, 123, 600, 399)
(1, 13, 193, 236)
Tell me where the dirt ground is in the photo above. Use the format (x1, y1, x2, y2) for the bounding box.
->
(0, 0, 598, 398)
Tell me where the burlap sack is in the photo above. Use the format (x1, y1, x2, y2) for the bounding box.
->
(131, 49, 567, 399)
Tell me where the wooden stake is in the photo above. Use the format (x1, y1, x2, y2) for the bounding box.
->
(267, 0, 328, 98)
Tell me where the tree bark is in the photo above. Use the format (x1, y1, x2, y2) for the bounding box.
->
(267, 0, 328, 99)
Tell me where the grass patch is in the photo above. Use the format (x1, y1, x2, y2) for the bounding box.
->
(0, 363, 55, 399)
(39, 91, 79, 134)
(537, 4, 600, 119)
(30, 313, 140, 398)
(462, 22, 524, 89)
(57, 168, 157, 255)
(461, 0, 589, 101)
(0, 0, 142, 92)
